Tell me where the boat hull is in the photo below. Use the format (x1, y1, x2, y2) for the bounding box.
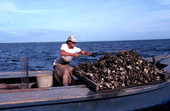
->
(0, 80, 170, 111)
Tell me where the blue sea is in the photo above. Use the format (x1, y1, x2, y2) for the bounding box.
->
(0, 39, 169, 72)
(0, 39, 170, 110)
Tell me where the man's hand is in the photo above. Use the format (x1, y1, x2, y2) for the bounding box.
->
(91, 53, 98, 57)
(80, 50, 91, 55)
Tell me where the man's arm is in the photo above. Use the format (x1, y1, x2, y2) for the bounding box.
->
(60, 50, 80, 57)
(80, 50, 91, 55)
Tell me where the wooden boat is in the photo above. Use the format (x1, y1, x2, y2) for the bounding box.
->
(0, 70, 170, 111)
(0, 56, 170, 111)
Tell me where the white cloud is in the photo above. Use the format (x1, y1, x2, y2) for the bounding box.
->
(123, 7, 170, 33)
(0, 1, 54, 14)
(0, 1, 15, 11)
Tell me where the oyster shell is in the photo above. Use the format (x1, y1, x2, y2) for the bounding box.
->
(74, 50, 166, 90)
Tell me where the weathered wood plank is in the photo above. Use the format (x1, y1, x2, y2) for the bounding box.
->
(0, 71, 53, 79)
(0, 87, 51, 93)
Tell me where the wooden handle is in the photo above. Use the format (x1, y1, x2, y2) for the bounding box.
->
(154, 54, 170, 62)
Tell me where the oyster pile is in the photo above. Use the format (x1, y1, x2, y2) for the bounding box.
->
(74, 50, 166, 90)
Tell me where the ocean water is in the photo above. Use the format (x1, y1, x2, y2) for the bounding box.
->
(0, 39, 169, 72)
(0, 39, 170, 110)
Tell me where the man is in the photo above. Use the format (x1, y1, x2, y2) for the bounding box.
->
(53, 35, 91, 86)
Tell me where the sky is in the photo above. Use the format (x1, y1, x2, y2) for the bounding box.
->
(0, 0, 170, 43)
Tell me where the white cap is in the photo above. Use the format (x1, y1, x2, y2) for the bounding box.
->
(67, 35, 77, 42)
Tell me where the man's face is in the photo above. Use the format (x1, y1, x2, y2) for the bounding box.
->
(68, 41, 76, 49)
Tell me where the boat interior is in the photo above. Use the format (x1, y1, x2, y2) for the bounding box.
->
(0, 71, 55, 92)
